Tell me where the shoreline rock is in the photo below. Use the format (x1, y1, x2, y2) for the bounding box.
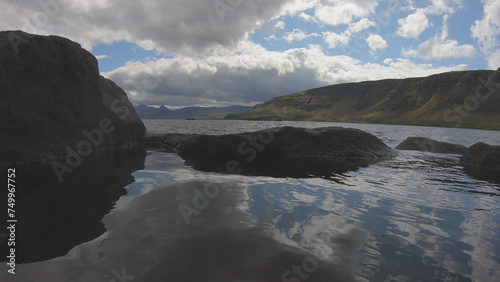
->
(0, 31, 145, 165)
(395, 137, 467, 155)
(164, 126, 397, 178)
(459, 142, 500, 182)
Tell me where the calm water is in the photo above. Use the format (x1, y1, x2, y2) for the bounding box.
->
(3, 120, 500, 282)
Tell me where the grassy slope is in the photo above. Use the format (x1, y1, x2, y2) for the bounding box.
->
(227, 69, 500, 130)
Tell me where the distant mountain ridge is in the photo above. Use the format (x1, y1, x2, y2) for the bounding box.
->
(135, 104, 252, 119)
(227, 69, 500, 130)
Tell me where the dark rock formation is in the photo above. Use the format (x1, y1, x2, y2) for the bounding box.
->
(0, 148, 146, 263)
(0, 31, 145, 165)
(396, 137, 467, 155)
(142, 133, 168, 151)
(164, 126, 397, 178)
(459, 142, 500, 182)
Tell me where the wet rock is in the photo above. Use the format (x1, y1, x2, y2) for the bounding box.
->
(460, 142, 500, 182)
(396, 137, 467, 155)
(164, 126, 397, 178)
(142, 133, 168, 151)
(0, 30, 145, 165)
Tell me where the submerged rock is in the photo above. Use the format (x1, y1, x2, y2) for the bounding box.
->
(459, 142, 500, 182)
(0, 31, 145, 165)
(396, 137, 467, 155)
(164, 126, 397, 178)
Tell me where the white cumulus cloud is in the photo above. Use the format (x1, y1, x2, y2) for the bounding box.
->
(402, 36, 476, 60)
(323, 31, 352, 49)
(104, 41, 468, 107)
(471, 0, 500, 69)
(278, 0, 319, 17)
(348, 18, 375, 33)
(487, 50, 500, 70)
(366, 34, 388, 51)
(314, 0, 378, 26)
(396, 11, 430, 38)
(284, 29, 320, 43)
(275, 20, 287, 30)
(403, 15, 476, 60)
(95, 55, 110, 60)
(396, 0, 464, 39)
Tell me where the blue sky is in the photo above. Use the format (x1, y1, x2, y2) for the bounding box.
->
(2, 0, 499, 107)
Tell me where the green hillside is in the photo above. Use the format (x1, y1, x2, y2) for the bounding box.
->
(227, 69, 500, 130)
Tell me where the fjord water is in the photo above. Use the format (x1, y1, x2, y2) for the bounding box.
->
(5, 120, 500, 282)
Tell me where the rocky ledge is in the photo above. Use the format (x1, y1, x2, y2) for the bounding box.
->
(459, 142, 500, 182)
(164, 126, 397, 178)
(396, 137, 468, 155)
(0, 31, 145, 165)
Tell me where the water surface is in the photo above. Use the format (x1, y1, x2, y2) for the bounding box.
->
(3, 120, 499, 282)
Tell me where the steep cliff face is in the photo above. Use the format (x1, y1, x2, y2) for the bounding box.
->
(0, 31, 145, 165)
(227, 69, 500, 130)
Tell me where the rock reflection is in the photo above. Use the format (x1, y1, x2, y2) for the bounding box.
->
(179, 152, 367, 180)
(462, 166, 500, 184)
(0, 148, 146, 263)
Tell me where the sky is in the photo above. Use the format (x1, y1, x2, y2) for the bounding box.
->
(1, 0, 499, 108)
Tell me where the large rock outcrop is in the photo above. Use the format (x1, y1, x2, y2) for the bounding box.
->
(164, 126, 397, 178)
(0, 31, 145, 165)
(396, 137, 467, 155)
(459, 142, 500, 182)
